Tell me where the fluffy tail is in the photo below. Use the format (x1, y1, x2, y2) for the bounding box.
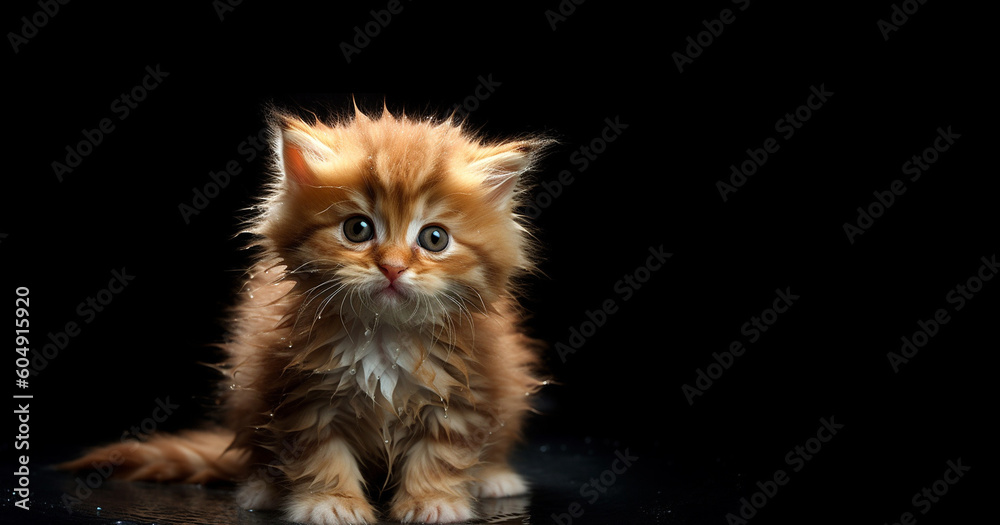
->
(58, 428, 250, 484)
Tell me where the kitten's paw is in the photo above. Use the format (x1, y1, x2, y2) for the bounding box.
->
(391, 494, 474, 523)
(469, 467, 528, 498)
(284, 492, 376, 525)
(236, 477, 281, 510)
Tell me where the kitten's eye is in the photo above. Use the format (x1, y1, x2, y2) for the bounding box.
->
(343, 216, 374, 243)
(417, 225, 449, 252)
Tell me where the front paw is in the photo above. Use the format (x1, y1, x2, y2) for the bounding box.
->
(236, 476, 281, 510)
(391, 494, 474, 523)
(469, 467, 528, 498)
(284, 491, 377, 525)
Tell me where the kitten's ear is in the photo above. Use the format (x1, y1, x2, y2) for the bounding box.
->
(473, 139, 551, 209)
(277, 121, 336, 187)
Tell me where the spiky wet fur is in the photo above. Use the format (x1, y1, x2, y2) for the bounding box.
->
(61, 106, 550, 524)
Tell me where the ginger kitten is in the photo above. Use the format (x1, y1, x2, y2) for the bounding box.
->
(62, 105, 551, 524)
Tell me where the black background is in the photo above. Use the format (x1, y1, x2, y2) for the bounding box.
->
(2, 1, 993, 524)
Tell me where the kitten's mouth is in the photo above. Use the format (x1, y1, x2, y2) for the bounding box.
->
(377, 283, 407, 301)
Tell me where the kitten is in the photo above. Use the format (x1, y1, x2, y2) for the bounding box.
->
(61, 105, 551, 524)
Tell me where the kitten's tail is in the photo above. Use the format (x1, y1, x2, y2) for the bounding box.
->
(58, 428, 249, 484)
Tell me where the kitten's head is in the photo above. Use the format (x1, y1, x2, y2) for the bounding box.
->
(252, 107, 549, 328)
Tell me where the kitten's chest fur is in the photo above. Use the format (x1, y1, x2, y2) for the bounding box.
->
(325, 319, 423, 407)
(295, 315, 473, 446)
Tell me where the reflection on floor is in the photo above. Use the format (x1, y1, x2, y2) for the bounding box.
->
(4, 435, 721, 524)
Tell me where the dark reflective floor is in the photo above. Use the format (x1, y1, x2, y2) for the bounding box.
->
(4, 435, 719, 525)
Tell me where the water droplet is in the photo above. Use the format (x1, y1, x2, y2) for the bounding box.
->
(268, 413, 274, 417)
(524, 391, 530, 396)
(249, 293, 254, 298)
(376, 375, 381, 380)
(364, 329, 372, 337)
(349, 368, 356, 375)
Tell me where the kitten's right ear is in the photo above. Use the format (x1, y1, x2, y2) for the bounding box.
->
(472, 138, 554, 210)
(277, 121, 335, 187)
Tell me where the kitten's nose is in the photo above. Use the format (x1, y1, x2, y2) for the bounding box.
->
(379, 264, 407, 284)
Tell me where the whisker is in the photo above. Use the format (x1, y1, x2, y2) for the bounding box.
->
(339, 288, 354, 343)
(302, 280, 340, 308)
(317, 284, 347, 317)
(461, 284, 488, 314)
(309, 284, 347, 339)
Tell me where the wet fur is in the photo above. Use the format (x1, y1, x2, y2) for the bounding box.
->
(61, 106, 550, 524)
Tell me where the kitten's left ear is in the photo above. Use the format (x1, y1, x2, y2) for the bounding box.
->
(473, 139, 552, 209)
(277, 119, 336, 187)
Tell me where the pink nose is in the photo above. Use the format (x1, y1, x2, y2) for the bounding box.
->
(379, 265, 407, 284)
